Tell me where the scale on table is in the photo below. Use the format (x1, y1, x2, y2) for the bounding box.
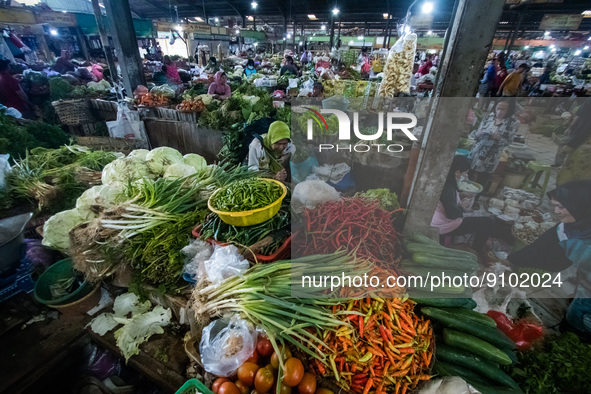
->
(0, 213, 35, 303)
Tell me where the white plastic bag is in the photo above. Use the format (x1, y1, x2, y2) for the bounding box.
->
(204, 245, 249, 286)
(419, 376, 480, 394)
(108, 103, 148, 145)
(291, 180, 341, 214)
(181, 239, 214, 282)
(0, 154, 10, 190)
(199, 315, 256, 377)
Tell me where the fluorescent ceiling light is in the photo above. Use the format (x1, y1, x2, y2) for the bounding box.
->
(422, 2, 434, 14)
(247, 16, 254, 21)
(584, 45, 589, 50)
(349, 40, 354, 45)
(308, 15, 317, 20)
(383, 13, 388, 19)
(575, 50, 582, 55)
(581, 10, 591, 17)
(251, 1, 258, 9)
(196, 17, 204, 22)
(332, 8, 340, 15)
(321, 25, 326, 30)
(50, 29, 58, 36)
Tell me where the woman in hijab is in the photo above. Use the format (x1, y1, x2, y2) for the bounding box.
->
(509, 180, 591, 336)
(431, 155, 494, 253)
(247, 120, 296, 182)
(163, 55, 181, 85)
(207, 71, 231, 100)
(53, 50, 75, 74)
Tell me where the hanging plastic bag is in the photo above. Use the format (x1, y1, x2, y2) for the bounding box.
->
(419, 376, 478, 394)
(199, 315, 257, 377)
(203, 244, 249, 286)
(181, 239, 213, 283)
(107, 103, 148, 146)
(486, 311, 544, 351)
(378, 25, 417, 97)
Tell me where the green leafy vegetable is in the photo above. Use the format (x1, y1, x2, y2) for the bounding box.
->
(356, 188, 400, 211)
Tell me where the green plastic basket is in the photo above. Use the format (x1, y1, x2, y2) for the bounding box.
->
(34, 258, 93, 305)
(175, 379, 214, 394)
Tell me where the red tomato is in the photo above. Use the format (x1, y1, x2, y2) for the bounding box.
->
(297, 372, 317, 394)
(282, 358, 304, 387)
(315, 389, 334, 394)
(254, 367, 275, 393)
(235, 380, 250, 394)
(218, 382, 240, 394)
(246, 350, 259, 364)
(212, 378, 230, 394)
(257, 337, 273, 357)
(237, 362, 260, 387)
(270, 347, 292, 369)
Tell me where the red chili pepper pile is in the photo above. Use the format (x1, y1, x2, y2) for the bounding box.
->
(295, 197, 402, 268)
(307, 297, 433, 394)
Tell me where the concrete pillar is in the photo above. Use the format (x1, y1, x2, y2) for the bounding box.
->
(91, 0, 118, 83)
(329, 17, 335, 48)
(103, 0, 145, 95)
(403, 0, 506, 236)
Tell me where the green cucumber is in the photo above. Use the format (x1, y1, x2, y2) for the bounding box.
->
(443, 328, 512, 365)
(421, 307, 516, 349)
(434, 361, 522, 394)
(405, 239, 478, 262)
(411, 252, 479, 271)
(436, 344, 520, 390)
(442, 307, 497, 328)
(503, 348, 518, 364)
(434, 361, 496, 388)
(410, 297, 477, 309)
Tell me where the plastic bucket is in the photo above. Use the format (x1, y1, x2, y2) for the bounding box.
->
(34, 258, 94, 306)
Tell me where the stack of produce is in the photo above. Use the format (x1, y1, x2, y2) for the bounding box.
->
(209, 178, 283, 213)
(212, 336, 321, 394)
(176, 97, 205, 112)
(137, 85, 176, 106)
(307, 297, 433, 394)
(191, 253, 373, 367)
(401, 234, 479, 297)
(40, 146, 257, 289)
(4, 145, 119, 214)
(295, 197, 401, 268)
(422, 304, 520, 392)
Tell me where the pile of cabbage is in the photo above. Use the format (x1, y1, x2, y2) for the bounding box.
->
(42, 147, 207, 253)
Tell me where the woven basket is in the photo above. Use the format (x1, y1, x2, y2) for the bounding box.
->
(52, 99, 94, 126)
(75, 136, 141, 155)
(75, 167, 103, 187)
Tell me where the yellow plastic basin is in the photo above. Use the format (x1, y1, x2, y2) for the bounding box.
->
(207, 179, 287, 227)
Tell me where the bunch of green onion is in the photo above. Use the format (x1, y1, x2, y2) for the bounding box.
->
(192, 252, 372, 365)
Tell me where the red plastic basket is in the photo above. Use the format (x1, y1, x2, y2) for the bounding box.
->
(191, 225, 291, 263)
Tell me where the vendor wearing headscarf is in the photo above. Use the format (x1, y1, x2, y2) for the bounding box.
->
(53, 50, 75, 74)
(207, 71, 231, 100)
(509, 180, 591, 337)
(247, 120, 296, 182)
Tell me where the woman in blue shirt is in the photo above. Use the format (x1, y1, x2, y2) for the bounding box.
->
(243, 58, 257, 78)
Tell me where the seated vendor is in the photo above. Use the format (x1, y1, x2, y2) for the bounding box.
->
(207, 71, 231, 100)
(247, 120, 295, 183)
(431, 155, 494, 254)
(508, 180, 591, 338)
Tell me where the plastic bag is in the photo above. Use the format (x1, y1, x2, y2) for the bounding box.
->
(199, 315, 256, 377)
(291, 180, 341, 214)
(204, 245, 249, 286)
(107, 103, 148, 145)
(0, 154, 10, 190)
(486, 311, 544, 351)
(182, 239, 213, 282)
(419, 376, 479, 394)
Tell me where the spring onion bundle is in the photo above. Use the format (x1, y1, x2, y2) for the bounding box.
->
(191, 252, 373, 365)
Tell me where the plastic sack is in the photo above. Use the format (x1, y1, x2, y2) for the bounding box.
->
(291, 180, 341, 214)
(204, 245, 249, 286)
(200, 315, 256, 377)
(419, 376, 479, 394)
(85, 344, 121, 380)
(107, 103, 148, 145)
(0, 154, 10, 190)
